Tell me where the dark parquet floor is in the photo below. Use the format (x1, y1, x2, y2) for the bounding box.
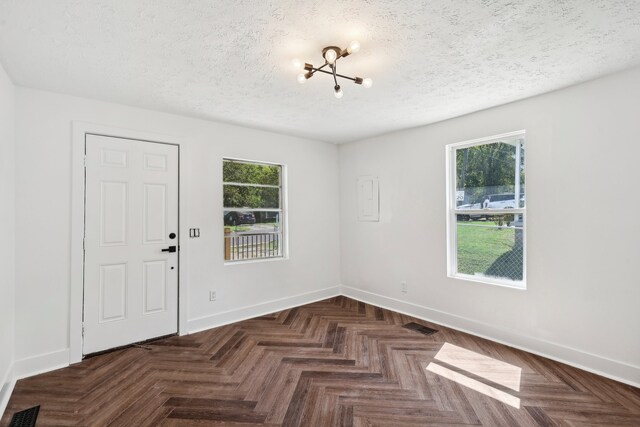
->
(2, 296, 639, 426)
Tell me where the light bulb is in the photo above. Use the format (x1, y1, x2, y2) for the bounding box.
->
(292, 58, 303, 71)
(324, 48, 338, 64)
(362, 77, 373, 88)
(334, 85, 343, 99)
(348, 40, 361, 54)
(297, 73, 306, 84)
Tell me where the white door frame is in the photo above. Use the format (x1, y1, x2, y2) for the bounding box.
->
(70, 122, 189, 364)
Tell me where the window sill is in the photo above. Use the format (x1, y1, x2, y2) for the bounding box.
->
(224, 256, 288, 266)
(448, 273, 526, 290)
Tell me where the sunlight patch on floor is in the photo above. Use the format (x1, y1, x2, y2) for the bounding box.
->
(426, 342, 522, 409)
(434, 342, 521, 391)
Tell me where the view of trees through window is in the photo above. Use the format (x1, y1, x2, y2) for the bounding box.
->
(223, 159, 283, 261)
(456, 141, 525, 207)
(451, 135, 525, 284)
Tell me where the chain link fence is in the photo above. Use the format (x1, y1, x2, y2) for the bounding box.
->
(456, 214, 524, 281)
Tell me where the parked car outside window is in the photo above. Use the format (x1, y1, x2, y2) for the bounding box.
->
(456, 202, 482, 220)
(224, 211, 256, 226)
(485, 193, 524, 209)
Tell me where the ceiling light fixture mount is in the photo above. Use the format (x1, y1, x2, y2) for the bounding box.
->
(293, 41, 372, 99)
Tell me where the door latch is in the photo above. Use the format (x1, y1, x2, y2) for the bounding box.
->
(161, 245, 177, 253)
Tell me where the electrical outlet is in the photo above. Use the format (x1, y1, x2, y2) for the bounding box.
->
(401, 281, 408, 293)
(209, 290, 216, 301)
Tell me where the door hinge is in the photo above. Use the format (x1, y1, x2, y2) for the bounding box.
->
(83, 155, 87, 167)
(82, 324, 85, 337)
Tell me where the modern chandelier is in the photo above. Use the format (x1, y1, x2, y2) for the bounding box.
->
(293, 41, 372, 98)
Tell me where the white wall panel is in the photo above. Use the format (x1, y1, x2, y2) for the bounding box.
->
(143, 184, 166, 244)
(100, 182, 127, 246)
(8, 63, 640, 387)
(0, 62, 16, 408)
(100, 149, 127, 168)
(357, 176, 379, 222)
(13, 88, 340, 365)
(143, 260, 166, 314)
(339, 67, 640, 383)
(99, 264, 127, 322)
(143, 153, 167, 171)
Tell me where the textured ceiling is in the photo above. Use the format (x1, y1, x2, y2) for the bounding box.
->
(1, 0, 639, 143)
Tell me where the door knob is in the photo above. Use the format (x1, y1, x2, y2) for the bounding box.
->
(161, 246, 177, 253)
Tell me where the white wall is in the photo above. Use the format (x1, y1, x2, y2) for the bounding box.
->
(339, 67, 640, 385)
(13, 88, 340, 368)
(9, 66, 640, 386)
(0, 63, 16, 405)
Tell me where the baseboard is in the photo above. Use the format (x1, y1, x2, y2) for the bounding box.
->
(187, 286, 341, 334)
(11, 285, 638, 390)
(13, 349, 69, 380)
(10, 288, 341, 381)
(341, 285, 640, 388)
(0, 364, 15, 421)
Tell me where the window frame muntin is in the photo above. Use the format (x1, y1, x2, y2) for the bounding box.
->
(445, 130, 527, 289)
(222, 157, 287, 263)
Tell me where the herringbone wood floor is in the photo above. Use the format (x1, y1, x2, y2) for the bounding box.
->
(2, 297, 639, 426)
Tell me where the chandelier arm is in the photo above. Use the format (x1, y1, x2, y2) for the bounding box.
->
(309, 67, 359, 82)
(306, 62, 329, 77)
(332, 64, 339, 86)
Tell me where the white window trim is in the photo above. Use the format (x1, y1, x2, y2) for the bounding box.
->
(445, 130, 527, 289)
(223, 157, 288, 264)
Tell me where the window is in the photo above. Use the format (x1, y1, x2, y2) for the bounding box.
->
(223, 159, 285, 262)
(446, 131, 526, 288)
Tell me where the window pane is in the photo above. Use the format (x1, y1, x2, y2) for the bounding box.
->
(223, 210, 281, 231)
(223, 159, 284, 263)
(455, 138, 525, 210)
(224, 210, 282, 261)
(223, 160, 280, 185)
(456, 213, 524, 282)
(223, 185, 280, 209)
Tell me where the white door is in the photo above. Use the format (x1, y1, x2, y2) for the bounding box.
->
(83, 134, 179, 355)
